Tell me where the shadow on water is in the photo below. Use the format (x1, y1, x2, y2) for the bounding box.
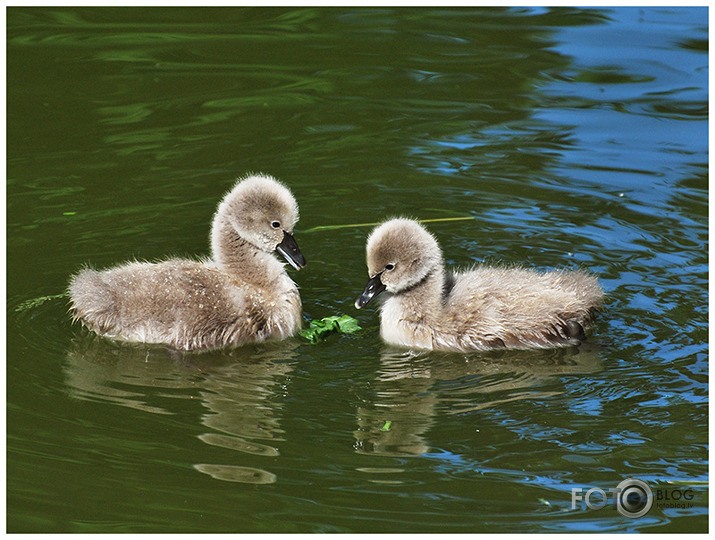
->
(63, 334, 300, 484)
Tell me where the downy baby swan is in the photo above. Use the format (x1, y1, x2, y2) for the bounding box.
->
(355, 218, 603, 352)
(69, 174, 306, 351)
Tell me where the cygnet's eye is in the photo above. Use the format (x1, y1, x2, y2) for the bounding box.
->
(384, 263, 395, 271)
(271, 221, 281, 229)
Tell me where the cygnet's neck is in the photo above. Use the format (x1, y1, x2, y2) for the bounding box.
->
(211, 219, 285, 286)
(390, 266, 446, 322)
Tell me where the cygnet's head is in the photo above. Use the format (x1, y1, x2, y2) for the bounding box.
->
(355, 218, 442, 308)
(212, 173, 306, 270)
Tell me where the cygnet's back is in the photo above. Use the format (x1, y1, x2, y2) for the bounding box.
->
(69, 174, 306, 351)
(355, 218, 603, 352)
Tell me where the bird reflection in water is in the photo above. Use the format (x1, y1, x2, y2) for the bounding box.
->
(63, 333, 298, 484)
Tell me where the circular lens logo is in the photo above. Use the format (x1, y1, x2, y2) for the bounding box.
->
(616, 478, 653, 518)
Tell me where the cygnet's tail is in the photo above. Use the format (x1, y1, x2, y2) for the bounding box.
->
(68, 268, 116, 333)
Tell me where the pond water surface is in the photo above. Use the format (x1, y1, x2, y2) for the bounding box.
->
(7, 7, 708, 533)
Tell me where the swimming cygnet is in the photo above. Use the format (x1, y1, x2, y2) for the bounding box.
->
(69, 174, 306, 351)
(355, 218, 603, 352)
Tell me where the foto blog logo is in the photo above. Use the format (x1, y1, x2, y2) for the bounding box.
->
(571, 478, 697, 518)
(571, 478, 653, 518)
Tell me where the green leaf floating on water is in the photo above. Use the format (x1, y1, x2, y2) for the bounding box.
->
(299, 315, 362, 343)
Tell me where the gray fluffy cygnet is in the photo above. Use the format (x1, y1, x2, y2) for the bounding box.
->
(355, 218, 604, 352)
(69, 174, 306, 351)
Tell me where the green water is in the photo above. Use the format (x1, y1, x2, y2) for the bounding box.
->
(7, 7, 708, 533)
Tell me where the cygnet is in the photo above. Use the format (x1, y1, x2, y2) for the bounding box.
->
(355, 218, 603, 352)
(69, 174, 306, 351)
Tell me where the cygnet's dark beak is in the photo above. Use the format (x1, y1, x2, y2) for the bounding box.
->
(276, 230, 306, 270)
(355, 272, 386, 309)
